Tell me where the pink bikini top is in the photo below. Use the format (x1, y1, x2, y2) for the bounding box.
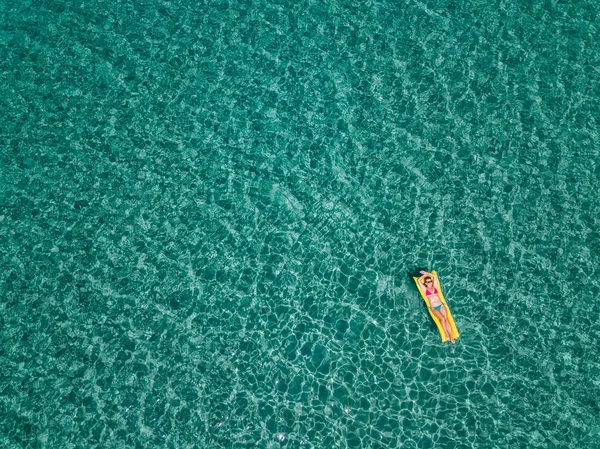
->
(425, 288, 438, 296)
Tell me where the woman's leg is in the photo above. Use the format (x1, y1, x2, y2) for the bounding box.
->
(430, 308, 449, 338)
(438, 306, 455, 343)
(432, 307, 455, 343)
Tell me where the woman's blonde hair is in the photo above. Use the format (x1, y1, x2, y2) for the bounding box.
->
(422, 276, 433, 285)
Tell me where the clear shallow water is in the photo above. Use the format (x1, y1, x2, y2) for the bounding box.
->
(1, 0, 599, 447)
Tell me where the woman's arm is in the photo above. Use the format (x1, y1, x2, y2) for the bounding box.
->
(418, 270, 439, 287)
(418, 270, 434, 284)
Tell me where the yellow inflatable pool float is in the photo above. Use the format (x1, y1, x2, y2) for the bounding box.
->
(413, 270, 460, 343)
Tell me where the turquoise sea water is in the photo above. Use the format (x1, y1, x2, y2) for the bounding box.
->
(1, 0, 600, 447)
